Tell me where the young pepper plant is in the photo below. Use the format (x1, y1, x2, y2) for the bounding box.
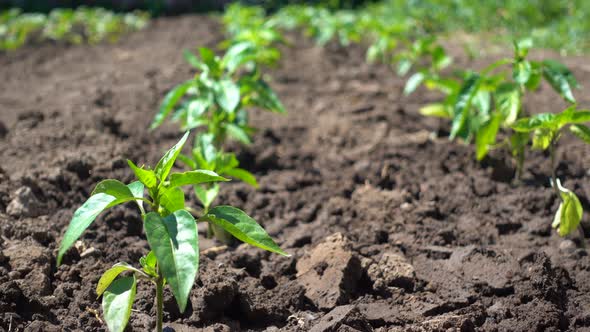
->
(56, 132, 288, 332)
(407, 38, 579, 177)
(221, 4, 285, 68)
(150, 45, 285, 147)
(511, 106, 590, 237)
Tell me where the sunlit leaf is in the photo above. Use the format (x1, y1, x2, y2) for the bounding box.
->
(151, 80, 193, 129)
(542, 60, 578, 103)
(169, 170, 228, 188)
(202, 206, 289, 256)
(570, 124, 590, 144)
(97, 263, 142, 298)
(552, 179, 583, 237)
(127, 160, 157, 189)
(144, 211, 198, 312)
(102, 276, 136, 332)
(155, 131, 190, 182)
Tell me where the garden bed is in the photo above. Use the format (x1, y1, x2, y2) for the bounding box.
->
(1, 14, 590, 331)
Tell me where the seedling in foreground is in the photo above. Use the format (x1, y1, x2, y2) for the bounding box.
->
(512, 105, 590, 237)
(57, 132, 288, 332)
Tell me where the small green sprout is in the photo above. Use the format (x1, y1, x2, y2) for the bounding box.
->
(512, 105, 590, 236)
(57, 132, 288, 332)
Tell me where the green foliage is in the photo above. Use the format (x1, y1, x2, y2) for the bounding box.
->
(102, 276, 136, 332)
(222, 3, 285, 67)
(511, 105, 590, 237)
(57, 133, 288, 331)
(369, 0, 590, 54)
(414, 40, 579, 172)
(179, 133, 257, 211)
(0, 7, 148, 50)
(150, 45, 285, 146)
(552, 179, 583, 237)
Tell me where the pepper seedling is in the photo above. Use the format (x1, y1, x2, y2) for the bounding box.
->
(221, 4, 284, 68)
(512, 105, 590, 237)
(395, 35, 452, 77)
(178, 132, 258, 243)
(57, 132, 288, 332)
(0, 7, 148, 50)
(408, 38, 579, 177)
(150, 45, 285, 147)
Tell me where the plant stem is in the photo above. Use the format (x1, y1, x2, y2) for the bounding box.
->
(549, 140, 560, 198)
(156, 269, 164, 332)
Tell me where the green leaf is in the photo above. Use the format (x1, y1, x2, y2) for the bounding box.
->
(169, 170, 228, 188)
(102, 276, 136, 332)
(570, 124, 590, 144)
(97, 263, 142, 298)
(91, 179, 134, 200)
(140, 251, 158, 277)
(199, 47, 218, 72)
(155, 131, 190, 183)
(151, 80, 193, 129)
(158, 187, 185, 215)
(127, 181, 145, 211)
(194, 133, 218, 165)
(450, 74, 480, 140)
(514, 38, 532, 59)
(475, 113, 502, 160)
(568, 110, 590, 124)
(473, 89, 491, 115)
(419, 103, 450, 118)
(183, 49, 205, 71)
(178, 154, 197, 170)
(250, 79, 286, 114)
(532, 128, 553, 150)
(185, 98, 211, 130)
(215, 153, 240, 174)
(194, 184, 219, 210)
(57, 193, 117, 266)
(215, 79, 240, 113)
(432, 45, 451, 70)
(512, 113, 556, 132)
(524, 61, 542, 91)
(495, 83, 521, 125)
(203, 206, 289, 256)
(224, 168, 258, 188)
(127, 160, 157, 189)
(144, 210, 199, 312)
(513, 60, 531, 85)
(552, 179, 583, 237)
(397, 58, 412, 76)
(542, 60, 578, 103)
(222, 42, 255, 74)
(225, 123, 252, 145)
(403, 72, 425, 96)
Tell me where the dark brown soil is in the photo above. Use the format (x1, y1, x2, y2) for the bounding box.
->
(1, 15, 590, 332)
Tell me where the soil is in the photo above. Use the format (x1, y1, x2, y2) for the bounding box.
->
(1, 15, 590, 332)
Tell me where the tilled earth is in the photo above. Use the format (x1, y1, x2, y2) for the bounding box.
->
(1, 15, 590, 332)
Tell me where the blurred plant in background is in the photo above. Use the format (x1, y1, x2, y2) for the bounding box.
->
(0, 7, 148, 50)
(1, 0, 588, 54)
